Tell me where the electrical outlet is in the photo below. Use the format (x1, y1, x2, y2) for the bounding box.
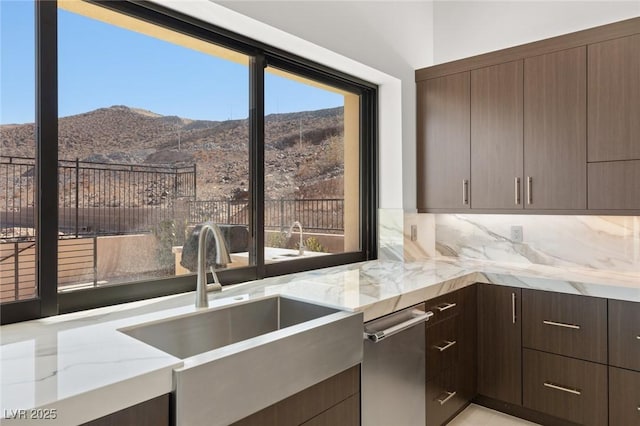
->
(410, 225, 418, 241)
(510, 225, 523, 243)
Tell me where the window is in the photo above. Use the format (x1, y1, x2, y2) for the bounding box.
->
(57, 2, 252, 293)
(0, 0, 37, 305)
(1, 0, 376, 324)
(263, 67, 361, 264)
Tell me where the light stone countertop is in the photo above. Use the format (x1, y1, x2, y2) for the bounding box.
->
(1, 258, 639, 425)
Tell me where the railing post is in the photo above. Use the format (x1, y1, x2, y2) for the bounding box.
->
(193, 164, 197, 199)
(93, 236, 98, 288)
(75, 158, 79, 238)
(227, 199, 231, 224)
(14, 242, 19, 301)
(280, 198, 285, 231)
(173, 167, 178, 197)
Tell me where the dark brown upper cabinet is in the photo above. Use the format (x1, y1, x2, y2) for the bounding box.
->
(588, 33, 640, 162)
(416, 17, 640, 214)
(523, 47, 587, 210)
(417, 72, 470, 210)
(471, 61, 524, 209)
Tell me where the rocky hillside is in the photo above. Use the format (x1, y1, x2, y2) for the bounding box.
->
(0, 105, 345, 200)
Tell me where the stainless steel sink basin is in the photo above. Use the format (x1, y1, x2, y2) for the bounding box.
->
(120, 296, 337, 359)
(119, 296, 363, 426)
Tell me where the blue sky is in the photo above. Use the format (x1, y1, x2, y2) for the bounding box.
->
(0, 2, 343, 125)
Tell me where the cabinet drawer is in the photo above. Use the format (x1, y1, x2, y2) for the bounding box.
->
(426, 368, 466, 426)
(523, 349, 607, 426)
(609, 367, 640, 426)
(426, 315, 459, 379)
(522, 289, 607, 363)
(425, 291, 460, 325)
(609, 299, 640, 371)
(301, 393, 359, 426)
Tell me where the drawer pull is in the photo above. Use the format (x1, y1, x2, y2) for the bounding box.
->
(543, 320, 580, 330)
(436, 302, 457, 312)
(433, 340, 457, 352)
(636, 335, 640, 340)
(436, 391, 457, 405)
(543, 382, 581, 396)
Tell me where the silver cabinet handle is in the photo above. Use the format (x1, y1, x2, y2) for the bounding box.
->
(515, 177, 521, 205)
(527, 176, 532, 205)
(636, 335, 640, 340)
(364, 310, 434, 343)
(543, 382, 581, 395)
(462, 180, 469, 205)
(433, 340, 457, 352)
(543, 320, 580, 330)
(437, 391, 457, 405)
(436, 302, 457, 312)
(511, 292, 516, 324)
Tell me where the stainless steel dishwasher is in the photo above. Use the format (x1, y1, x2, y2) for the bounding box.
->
(362, 303, 434, 426)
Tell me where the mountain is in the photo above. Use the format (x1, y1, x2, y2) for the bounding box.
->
(0, 105, 345, 200)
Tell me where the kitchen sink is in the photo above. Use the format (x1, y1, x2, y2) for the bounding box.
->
(120, 296, 338, 359)
(119, 295, 363, 426)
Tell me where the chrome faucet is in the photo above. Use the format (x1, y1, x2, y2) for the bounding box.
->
(288, 221, 306, 256)
(196, 223, 231, 308)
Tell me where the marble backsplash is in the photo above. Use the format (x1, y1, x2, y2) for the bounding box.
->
(426, 214, 640, 273)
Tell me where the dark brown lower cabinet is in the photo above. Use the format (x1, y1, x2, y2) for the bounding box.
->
(301, 394, 359, 426)
(427, 367, 466, 426)
(609, 367, 640, 426)
(232, 365, 360, 426)
(523, 349, 607, 426)
(426, 285, 477, 425)
(609, 299, 640, 371)
(477, 284, 522, 405)
(81, 394, 169, 426)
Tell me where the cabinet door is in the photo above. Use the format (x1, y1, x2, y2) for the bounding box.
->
(524, 47, 586, 209)
(477, 285, 522, 405)
(609, 299, 640, 371)
(417, 72, 470, 210)
(82, 394, 170, 426)
(609, 367, 640, 426)
(588, 34, 640, 162)
(588, 160, 640, 210)
(471, 61, 524, 209)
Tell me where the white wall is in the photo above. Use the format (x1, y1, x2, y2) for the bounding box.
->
(433, 1, 640, 64)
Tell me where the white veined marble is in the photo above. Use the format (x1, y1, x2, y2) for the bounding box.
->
(434, 214, 640, 272)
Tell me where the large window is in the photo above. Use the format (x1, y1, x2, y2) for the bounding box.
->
(0, 0, 376, 324)
(57, 2, 251, 293)
(1, 0, 37, 304)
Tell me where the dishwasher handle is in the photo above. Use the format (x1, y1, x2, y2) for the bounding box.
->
(364, 309, 434, 343)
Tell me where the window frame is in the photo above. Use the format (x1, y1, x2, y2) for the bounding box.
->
(1, 0, 377, 324)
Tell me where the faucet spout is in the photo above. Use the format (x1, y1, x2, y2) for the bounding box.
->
(288, 221, 305, 256)
(196, 223, 231, 308)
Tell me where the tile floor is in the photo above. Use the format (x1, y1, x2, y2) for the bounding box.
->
(448, 404, 540, 425)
